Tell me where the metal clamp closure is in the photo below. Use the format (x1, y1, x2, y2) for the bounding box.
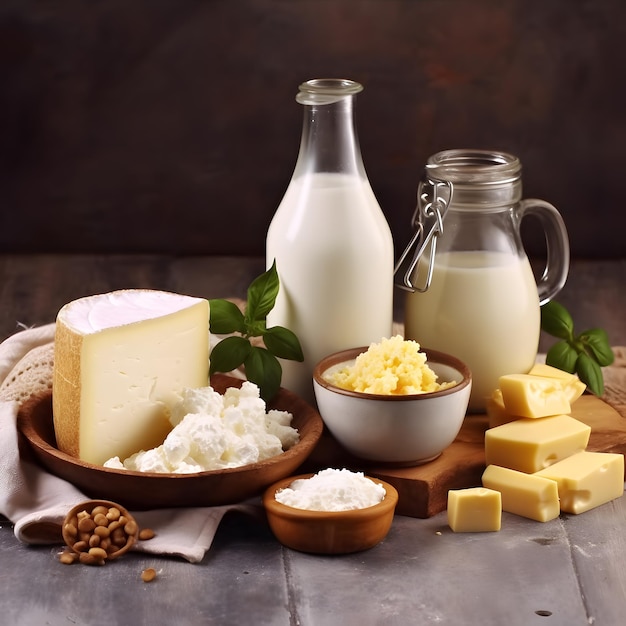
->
(394, 178, 453, 292)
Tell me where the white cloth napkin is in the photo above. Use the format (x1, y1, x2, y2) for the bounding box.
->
(0, 325, 263, 563)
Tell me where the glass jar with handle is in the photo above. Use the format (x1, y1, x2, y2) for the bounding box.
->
(396, 149, 569, 412)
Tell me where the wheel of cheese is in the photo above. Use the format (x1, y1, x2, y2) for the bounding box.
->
(52, 289, 210, 466)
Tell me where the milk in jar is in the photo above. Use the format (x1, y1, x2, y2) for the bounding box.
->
(405, 250, 540, 411)
(398, 149, 569, 413)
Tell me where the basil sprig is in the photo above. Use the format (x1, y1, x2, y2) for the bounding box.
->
(541, 300, 614, 396)
(209, 260, 304, 402)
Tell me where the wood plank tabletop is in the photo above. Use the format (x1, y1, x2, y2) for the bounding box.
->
(0, 254, 625, 626)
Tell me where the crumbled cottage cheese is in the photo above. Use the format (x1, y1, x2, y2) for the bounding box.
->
(275, 468, 386, 511)
(104, 381, 299, 473)
(328, 335, 457, 395)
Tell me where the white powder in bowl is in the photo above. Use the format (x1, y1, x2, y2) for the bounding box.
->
(275, 468, 386, 511)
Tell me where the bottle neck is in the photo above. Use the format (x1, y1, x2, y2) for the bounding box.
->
(293, 93, 366, 179)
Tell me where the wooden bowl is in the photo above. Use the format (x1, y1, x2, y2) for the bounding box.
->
(17, 374, 324, 510)
(263, 473, 398, 554)
(62, 499, 139, 561)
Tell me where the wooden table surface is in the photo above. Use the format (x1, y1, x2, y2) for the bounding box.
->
(1, 254, 625, 626)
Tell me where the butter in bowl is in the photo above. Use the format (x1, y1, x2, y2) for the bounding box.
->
(312, 336, 472, 466)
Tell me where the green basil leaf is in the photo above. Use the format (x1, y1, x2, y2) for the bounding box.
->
(263, 326, 304, 362)
(209, 299, 246, 334)
(245, 319, 267, 338)
(545, 340, 578, 374)
(245, 260, 280, 325)
(207, 262, 302, 397)
(209, 336, 251, 375)
(243, 346, 282, 402)
(575, 352, 604, 396)
(579, 329, 615, 367)
(540, 300, 574, 340)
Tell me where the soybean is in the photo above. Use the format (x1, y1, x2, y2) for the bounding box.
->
(139, 528, 156, 541)
(141, 568, 157, 583)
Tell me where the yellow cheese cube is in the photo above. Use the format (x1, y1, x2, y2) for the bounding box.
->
(447, 487, 502, 532)
(482, 465, 560, 522)
(487, 389, 522, 428)
(535, 451, 625, 514)
(526, 364, 586, 403)
(499, 374, 571, 418)
(562, 379, 586, 404)
(484, 414, 591, 474)
(527, 363, 574, 380)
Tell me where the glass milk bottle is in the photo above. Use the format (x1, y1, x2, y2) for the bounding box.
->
(267, 79, 394, 402)
(397, 149, 569, 412)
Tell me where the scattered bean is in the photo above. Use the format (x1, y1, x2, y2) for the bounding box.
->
(94, 526, 110, 538)
(138, 528, 156, 541)
(77, 517, 96, 533)
(107, 520, 122, 532)
(93, 513, 109, 527)
(59, 550, 78, 565)
(79, 551, 103, 566)
(91, 506, 109, 517)
(141, 568, 157, 583)
(89, 547, 108, 560)
(111, 527, 127, 546)
(64, 523, 77, 538)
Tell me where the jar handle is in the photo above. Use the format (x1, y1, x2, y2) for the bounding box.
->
(518, 199, 570, 305)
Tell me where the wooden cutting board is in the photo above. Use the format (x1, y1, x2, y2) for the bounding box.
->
(302, 395, 626, 518)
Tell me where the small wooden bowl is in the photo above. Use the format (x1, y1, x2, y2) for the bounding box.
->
(62, 499, 139, 561)
(17, 374, 324, 509)
(263, 473, 398, 554)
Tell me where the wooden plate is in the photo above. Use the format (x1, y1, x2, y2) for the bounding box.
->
(17, 374, 324, 510)
(305, 394, 626, 518)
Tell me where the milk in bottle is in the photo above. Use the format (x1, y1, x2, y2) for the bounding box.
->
(267, 80, 394, 402)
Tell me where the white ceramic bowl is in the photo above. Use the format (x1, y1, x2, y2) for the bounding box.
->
(313, 347, 472, 466)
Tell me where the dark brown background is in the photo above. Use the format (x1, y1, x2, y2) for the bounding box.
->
(1, 0, 625, 258)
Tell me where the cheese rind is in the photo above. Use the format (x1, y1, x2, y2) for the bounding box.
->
(484, 414, 591, 474)
(53, 289, 210, 466)
(499, 374, 571, 418)
(447, 487, 501, 532)
(482, 465, 560, 522)
(535, 451, 625, 514)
